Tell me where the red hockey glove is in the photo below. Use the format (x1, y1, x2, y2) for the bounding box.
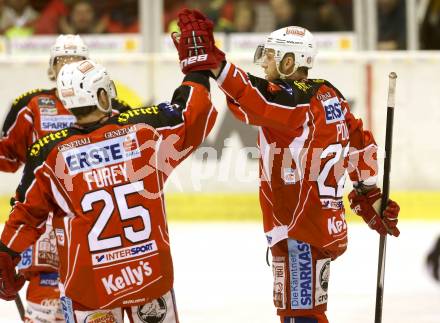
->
(0, 249, 25, 301)
(171, 9, 225, 74)
(348, 188, 400, 237)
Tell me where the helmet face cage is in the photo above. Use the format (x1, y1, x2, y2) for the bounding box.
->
(253, 45, 282, 65)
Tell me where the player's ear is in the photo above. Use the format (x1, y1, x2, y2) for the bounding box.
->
(281, 53, 295, 74)
(97, 89, 110, 109)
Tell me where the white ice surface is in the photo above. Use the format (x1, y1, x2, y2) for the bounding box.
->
(0, 221, 439, 323)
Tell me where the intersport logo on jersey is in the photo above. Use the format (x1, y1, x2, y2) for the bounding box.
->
(92, 240, 158, 266)
(62, 133, 141, 175)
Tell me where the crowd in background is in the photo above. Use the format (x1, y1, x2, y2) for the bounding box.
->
(1, 0, 440, 49)
(164, 0, 353, 33)
(0, 0, 138, 36)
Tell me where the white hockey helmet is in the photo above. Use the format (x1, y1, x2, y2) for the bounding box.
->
(254, 26, 317, 78)
(57, 60, 117, 114)
(49, 35, 89, 73)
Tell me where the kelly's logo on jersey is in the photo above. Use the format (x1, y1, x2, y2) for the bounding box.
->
(62, 133, 141, 175)
(101, 260, 153, 295)
(322, 97, 344, 124)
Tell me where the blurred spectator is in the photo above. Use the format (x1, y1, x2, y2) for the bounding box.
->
(232, 0, 256, 32)
(270, 0, 348, 31)
(314, 0, 347, 31)
(1, 0, 38, 36)
(420, 0, 440, 49)
(377, 0, 407, 50)
(269, 0, 298, 30)
(106, 0, 139, 33)
(58, 0, 107, 34)
(165, 0, 234, 32)
(33, 0, 69, 34)
(0, 0, 10, 34)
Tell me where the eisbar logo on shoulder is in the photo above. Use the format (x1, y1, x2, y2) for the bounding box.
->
(63, 133, 141, 175)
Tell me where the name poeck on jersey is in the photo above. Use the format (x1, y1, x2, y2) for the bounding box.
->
(62, 132, 141, 175)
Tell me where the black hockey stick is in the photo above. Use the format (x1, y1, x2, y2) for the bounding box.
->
(374, 72, 397, 323)
(15, 294, 25, 320)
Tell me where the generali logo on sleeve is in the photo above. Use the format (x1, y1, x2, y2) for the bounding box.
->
(77, 61, 95, 74)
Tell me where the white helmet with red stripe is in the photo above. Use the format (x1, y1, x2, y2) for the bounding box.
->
(50, 34, 89, 66)
(57, 60, 117, 113)
(48, 35, 89, 80)
(254, 26, 317, 78)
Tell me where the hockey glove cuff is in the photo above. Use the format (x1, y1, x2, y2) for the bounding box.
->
(348, 187, 400, 237)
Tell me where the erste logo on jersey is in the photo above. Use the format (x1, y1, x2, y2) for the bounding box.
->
(62, 133, 141, 175)
(322, 96, 344, 124)
(41, 115, 76, 131)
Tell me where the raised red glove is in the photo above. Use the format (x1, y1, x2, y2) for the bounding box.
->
(171, 9, 225, 74)
(348, 188, 400, 237)
(0, 251, 25, 301)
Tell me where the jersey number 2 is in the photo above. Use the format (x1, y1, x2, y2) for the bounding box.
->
(82, 181, 151, 252)
(317, 143, 349, 198)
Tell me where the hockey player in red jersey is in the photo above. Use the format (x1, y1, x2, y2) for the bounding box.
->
(0, 34, 131, 322)
(0, 13, 222, 320)
(175, 9, 401, 323)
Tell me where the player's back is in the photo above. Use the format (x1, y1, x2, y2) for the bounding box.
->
(2, 71, 216, 310)
(29, 112, 182, 310)
(257, 79, 352, 257)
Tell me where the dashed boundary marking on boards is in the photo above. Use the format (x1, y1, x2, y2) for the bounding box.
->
(0, 191, 438, 223)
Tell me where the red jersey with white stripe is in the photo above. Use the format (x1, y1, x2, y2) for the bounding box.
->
(0, 88, 131, 275)
(1, 72, 217, 309)
(217, 62, 377, 257)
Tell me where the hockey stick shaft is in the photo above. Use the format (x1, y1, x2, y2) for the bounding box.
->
(15, 294, 25, 320)
(374, 72, 397, 323)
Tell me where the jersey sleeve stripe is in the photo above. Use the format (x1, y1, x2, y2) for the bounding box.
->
(0, 155, 18, 163)
(216, 61, 232, 86)
(6, 224, 24, 249)
(4, 107, 32, 137)
(202, 104, 215, 141)
(63, 244, 80, 291)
